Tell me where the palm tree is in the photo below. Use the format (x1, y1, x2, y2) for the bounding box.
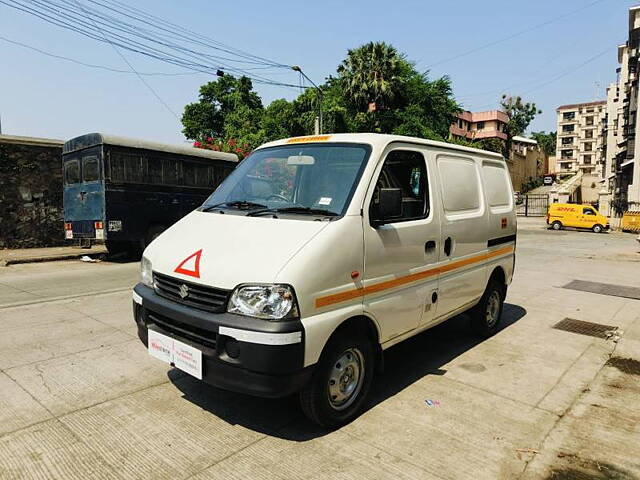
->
(337, 42, 405, 112)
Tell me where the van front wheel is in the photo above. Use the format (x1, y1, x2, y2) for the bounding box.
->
(551, 221, 563, 230)
(469, 280, 505, 337)
(592, 224, 603, 233)
(299, 333, 374, 428)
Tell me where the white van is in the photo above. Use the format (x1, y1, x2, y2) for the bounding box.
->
(133, 133, 516, 426)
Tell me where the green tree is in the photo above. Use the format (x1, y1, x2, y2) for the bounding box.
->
(181, 75, 264, 145)
(531, 131, 557, 156)
(337, 42, 406, 112)
(500, 95, 541, 157)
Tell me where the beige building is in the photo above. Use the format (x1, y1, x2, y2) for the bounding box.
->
(603, 5, 640, 210)
(556, 101, 606, 177)
(507, 136, 546, 192)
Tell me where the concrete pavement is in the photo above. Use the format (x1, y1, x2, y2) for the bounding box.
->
(0, 218, 638, 479)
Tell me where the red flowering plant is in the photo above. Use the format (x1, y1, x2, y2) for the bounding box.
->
(193, 137, 251, 160)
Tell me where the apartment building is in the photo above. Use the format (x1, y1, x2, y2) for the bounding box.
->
(450, 110, 509, 141)
(603, 5, 640, 210)
(555, 101, 606, 177)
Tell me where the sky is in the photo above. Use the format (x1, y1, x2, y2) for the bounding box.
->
(0, 0, 636, 144)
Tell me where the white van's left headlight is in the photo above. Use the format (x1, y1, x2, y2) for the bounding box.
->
(140, 256, 153, 287)
(228, 284, 299, 320)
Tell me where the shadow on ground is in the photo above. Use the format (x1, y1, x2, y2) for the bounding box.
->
(170, 303, 527, 441)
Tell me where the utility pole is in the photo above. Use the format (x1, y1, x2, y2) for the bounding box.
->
(291, 66, 323, 134)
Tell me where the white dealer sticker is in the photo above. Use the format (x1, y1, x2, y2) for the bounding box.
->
(318, 197, 332, 206)
(148, 329, 202, 379)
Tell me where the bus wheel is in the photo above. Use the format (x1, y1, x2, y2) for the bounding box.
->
(592, 224, 603, 234)
(551, 221, 563, 230)
(144, 225, 165, 248)
(299, 333, 374, 427)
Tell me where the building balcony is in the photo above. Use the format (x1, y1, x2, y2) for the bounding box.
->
(559, 130, 577, 137)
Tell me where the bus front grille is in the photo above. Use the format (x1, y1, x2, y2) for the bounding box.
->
(153, 272, 229, 313)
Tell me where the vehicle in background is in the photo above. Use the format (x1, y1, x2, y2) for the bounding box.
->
(547, 203, 609, 233)
(133, 133, 517, 427)
(62, 133, 237, 255)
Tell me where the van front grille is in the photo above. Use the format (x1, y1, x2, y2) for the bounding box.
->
(146, 310, 216, 349)
(153, 272, 229, 313)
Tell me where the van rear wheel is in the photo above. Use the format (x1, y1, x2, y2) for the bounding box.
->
(592, 224, 603, 234)
(551, 221, 563, 230)
(299, 333, 374, 428)
(469, 280, 505, 337)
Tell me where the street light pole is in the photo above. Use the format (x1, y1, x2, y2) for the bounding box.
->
(292, 66, 323, 134)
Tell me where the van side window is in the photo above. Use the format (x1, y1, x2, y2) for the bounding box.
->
(438, 156, 481, 213)
(371, 150, 429, 222)
(583, 207, 596, 215)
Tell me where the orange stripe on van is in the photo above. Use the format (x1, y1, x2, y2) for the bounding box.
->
(314, 245, 514, 309)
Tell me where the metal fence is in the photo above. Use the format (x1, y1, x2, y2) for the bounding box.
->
(516, 194, 549, 217)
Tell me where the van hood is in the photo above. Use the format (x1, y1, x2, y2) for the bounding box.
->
(144, 211, 330, 290)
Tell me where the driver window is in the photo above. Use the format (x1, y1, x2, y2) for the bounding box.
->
(583, 207, 595, 215)
(370, 150, 429, 222)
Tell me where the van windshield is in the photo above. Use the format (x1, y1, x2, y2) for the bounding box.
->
(202, 143, 370, 217)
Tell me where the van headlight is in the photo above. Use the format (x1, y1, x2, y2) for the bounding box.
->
(228, 284, 299, 320)
(140, 256, 154, 287)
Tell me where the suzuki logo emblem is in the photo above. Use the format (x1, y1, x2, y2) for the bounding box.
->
(179, 284, 189, 299)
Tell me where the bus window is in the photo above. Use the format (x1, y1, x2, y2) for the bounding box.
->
(162, 158, 178, 185)
(64, 159, 80, 184)
(82, 156, 101, 182)
(146, 156, 162, 184)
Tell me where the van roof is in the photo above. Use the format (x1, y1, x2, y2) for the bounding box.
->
(63, 132, 238, 162)
(258, 133, 504, 160)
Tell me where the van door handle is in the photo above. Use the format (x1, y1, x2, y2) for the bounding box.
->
(444, 237, 453, 256)
(425, 240, 436, 252)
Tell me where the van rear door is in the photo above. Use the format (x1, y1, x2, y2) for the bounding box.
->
(63, 147, 105, 239)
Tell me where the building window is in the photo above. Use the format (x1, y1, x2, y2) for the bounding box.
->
(457, 118, 463, 128)
(562, 124, 575, 133)
(583, 155, 592, 164)
(561, 149, 573, 159)
(563, 112, 575, 120)
(586, 116, 594, 126)
(562, 137, 573, 145)
(584, 143, 593, 152)
(585, 130, 593, 139)
(476, 121, 485, 130)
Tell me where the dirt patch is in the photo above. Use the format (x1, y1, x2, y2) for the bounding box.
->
(547, 454, 636, 479)
(606, 357, 640, 376)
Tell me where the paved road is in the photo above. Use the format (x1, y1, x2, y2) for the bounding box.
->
(0, 220, 639, 479)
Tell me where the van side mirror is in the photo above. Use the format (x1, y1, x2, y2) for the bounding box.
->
(371, 188, 402, 227)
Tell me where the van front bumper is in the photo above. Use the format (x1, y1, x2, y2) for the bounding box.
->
(132, 284, 312, 398)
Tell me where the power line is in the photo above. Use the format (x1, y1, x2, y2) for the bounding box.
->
(424, 0, 607, 70)
(0, 0, 304, 89)
(70, 0, 180, 119)
(0, 34, 200, 76)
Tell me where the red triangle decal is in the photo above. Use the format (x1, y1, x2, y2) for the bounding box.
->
(174, 249, 203, 278)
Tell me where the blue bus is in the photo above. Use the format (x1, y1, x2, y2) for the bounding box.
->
(62, 133, 238, 255)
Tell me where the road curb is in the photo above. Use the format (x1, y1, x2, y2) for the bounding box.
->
(1, 251, 105, 267)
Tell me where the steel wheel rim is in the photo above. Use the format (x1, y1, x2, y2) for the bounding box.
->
(327, 348, 365, 411)
(486, 290, 501, 327)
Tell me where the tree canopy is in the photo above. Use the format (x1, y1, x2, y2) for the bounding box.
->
(181, 41, 462, 153)
(500, 95, 541, 157)
(531, 131, 557, 156)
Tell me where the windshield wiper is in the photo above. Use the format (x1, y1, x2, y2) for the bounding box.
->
(201, 201, 267, 212)
(247, 206, 339, 217)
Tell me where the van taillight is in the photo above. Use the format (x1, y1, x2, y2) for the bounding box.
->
(94, 221, 103, 229)
(64, 222, 72, 230)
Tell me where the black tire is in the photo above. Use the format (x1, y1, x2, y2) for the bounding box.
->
(469, 279, 505, 337)
(299, 332, 375, 428)
(551, 221, 563, 231)
(592, 224, 603, 234)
